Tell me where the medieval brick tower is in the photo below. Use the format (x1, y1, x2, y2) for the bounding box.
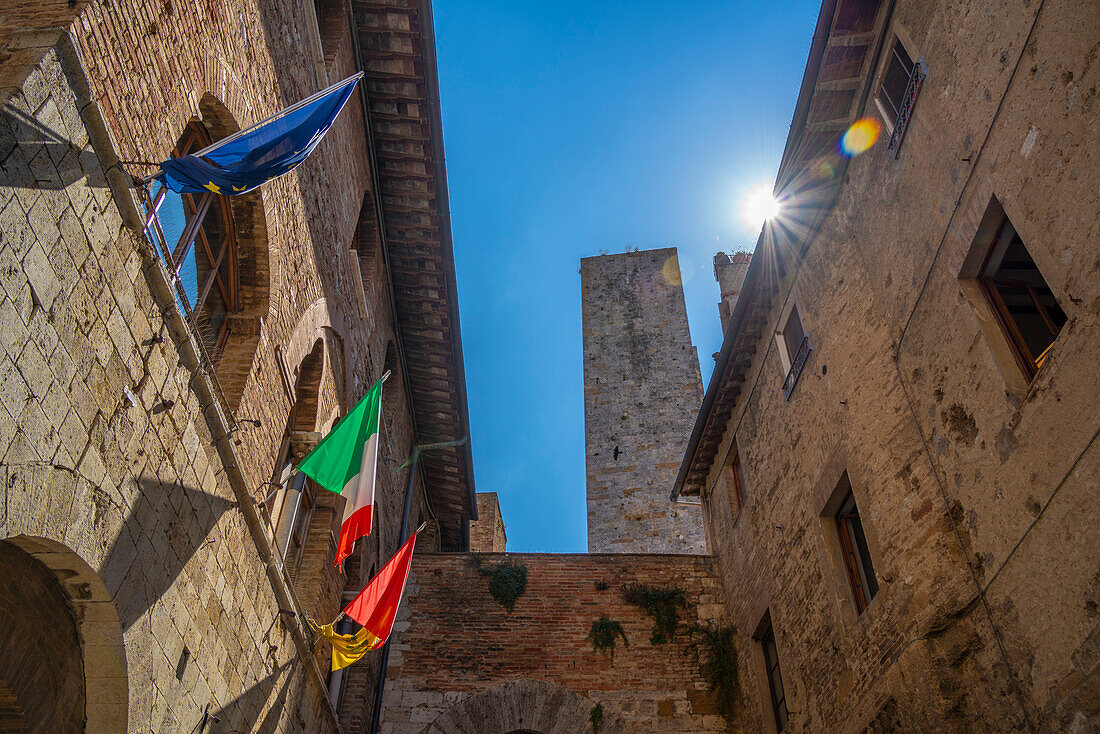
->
(581, 248, 707, 553)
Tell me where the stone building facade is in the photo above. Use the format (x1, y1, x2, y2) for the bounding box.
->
(674, 0, 1099, 731)
(581, 248, 707, 554)
(0, 1, 474, 732)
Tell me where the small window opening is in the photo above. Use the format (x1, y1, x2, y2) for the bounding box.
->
(781, 305, 805, 365)
(756, 615, 788, 731)
(777, 303, 811, 399)
(875, 36, 926, 156)
(834, 476, 878, 614)
(723, 442, 746, 521)
(175, 646, 190, 681)
(876, 40, 914, 129)
(978, 215, 1066, 378)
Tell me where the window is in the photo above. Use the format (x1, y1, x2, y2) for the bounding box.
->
(781, 304, 805, 364)
(777, 303, 811, 399)
(146, 122, 239, 365)
(875, 37, 925, 155)
(977, 214, 1066, 380)
(723, 442, 746, 520)
(275, 470, 315, 577)
(834, 477, 878, 614)
(758, 615, 789, 731)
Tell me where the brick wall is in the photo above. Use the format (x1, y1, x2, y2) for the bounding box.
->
(581, 248, 707, 553)
(377, 552, 726, 733)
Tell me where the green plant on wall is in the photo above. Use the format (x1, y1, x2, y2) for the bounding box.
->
(589, 702, 604, 733)
(476, 560, 528, 612)
(588, 616, 628, 655)
(621, 582, 687, 644)
(689, 622, 740, 723)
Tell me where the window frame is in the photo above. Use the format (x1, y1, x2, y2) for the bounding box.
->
(723, 441, 746, 522)
(834, 488, 879, 615)
(976, 216, 1066, 381)
(775, 300, 812, 399)
(144, 121, 241, 365)
(873, 33, 925, 157)
(756, 615, 789, 731)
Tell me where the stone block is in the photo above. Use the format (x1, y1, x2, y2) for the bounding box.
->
(22, 241, 61, 312)
(0, 296, 26, 356)
(0, 353, 30, 419)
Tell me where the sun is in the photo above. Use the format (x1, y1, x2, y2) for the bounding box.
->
(740, 183, 781, 233)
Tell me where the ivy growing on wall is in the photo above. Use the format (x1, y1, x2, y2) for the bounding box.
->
(588, 616, 628, 655)
(476, 560, 528, 612)
(589, 702, 604, 733)
(621, 583, 687, 644)
(689, 622, 740, 724)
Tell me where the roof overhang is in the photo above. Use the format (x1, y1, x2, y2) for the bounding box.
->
(672, 0, 892, 499)
(351, 0, 477, 547)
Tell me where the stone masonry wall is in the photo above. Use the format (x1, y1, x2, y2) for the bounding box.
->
(581, 248, 707, 553)
(469, 492, 506, 552)
(0, 41, 339, 732)
(713, 251, 751, 334)
(377, 552, 726, 734)
(697, 0, 1099, 731)
(0, 0, 443, 729)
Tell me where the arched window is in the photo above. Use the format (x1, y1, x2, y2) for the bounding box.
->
(141, 96, 270, 412)
(152, 122, 239, 366)
(270, 340, 325, 580)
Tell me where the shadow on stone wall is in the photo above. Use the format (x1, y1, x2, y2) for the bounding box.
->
(208, 659, 295, 734)
(0, 104, 107, 189)
(98, 478, 236, 632)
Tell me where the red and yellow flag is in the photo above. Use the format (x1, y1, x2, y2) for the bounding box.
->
(310, 530, 419, 670)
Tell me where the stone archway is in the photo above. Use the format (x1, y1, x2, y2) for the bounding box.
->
(418, 680, 628, 734)
(0, 536, 128, 733)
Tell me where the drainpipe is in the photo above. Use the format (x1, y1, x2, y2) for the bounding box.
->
(60, 31, 344, 732)
(369, 438, 467, 734)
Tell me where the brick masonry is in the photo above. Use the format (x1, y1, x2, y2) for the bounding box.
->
(581, 248, 708, 553)
(378, 552, 726, 734)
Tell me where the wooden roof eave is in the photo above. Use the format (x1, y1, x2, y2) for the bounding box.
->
(672, 0, 895, 500)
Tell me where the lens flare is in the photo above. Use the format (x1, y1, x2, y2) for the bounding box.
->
(740, 183, 781, 233)
(840, 117, 881, 156)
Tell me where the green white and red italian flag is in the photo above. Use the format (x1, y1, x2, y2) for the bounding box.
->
(296, 376, 383, 566)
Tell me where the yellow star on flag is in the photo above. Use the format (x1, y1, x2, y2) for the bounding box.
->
(203, 181, 221, 194)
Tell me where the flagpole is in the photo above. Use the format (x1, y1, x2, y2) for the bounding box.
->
(136, 71, 365, 187)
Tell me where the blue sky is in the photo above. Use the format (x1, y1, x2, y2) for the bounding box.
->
(433, 0, 821, 551)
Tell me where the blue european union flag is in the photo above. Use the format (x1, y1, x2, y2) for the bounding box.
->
(159, 73, 362, 195)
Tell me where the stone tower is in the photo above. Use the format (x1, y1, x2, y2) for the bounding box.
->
(580, 248, 707, 553)
(714, 251, 752, 333)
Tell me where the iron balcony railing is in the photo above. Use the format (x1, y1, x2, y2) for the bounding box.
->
(888, 62, 926, 158)
(783, 335, 812, 400)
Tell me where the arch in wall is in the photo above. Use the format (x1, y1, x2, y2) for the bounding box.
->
(0, 535, 128, 733)
(418, 680, 628, 734)
(194, 93, 270, 411)
(283, 298, 352, 413)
